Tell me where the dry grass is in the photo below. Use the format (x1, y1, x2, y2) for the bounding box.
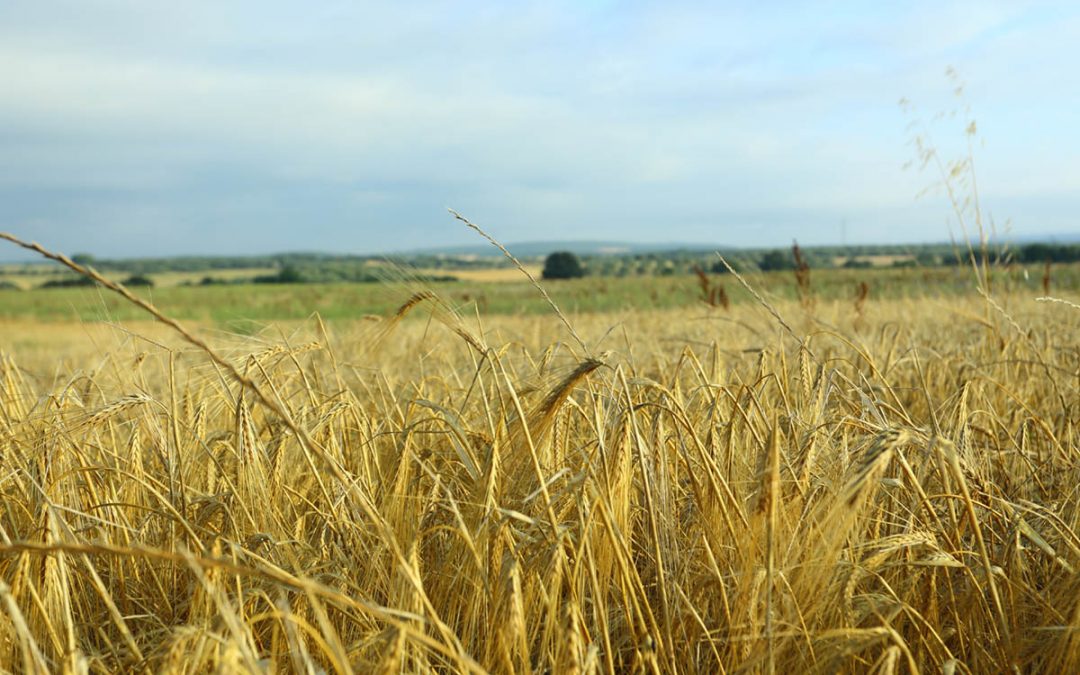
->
(1, 270, 1078, 673)
(829, 255, 916, 268)
(415, 267, 545, 283)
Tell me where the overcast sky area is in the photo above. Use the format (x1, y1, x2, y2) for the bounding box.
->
(1, 1, 1078, 260)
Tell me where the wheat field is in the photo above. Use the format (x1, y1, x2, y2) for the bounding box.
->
(1, 259, 1079, 673)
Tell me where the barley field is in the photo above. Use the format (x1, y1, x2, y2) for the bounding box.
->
(1, 257, 1079, 673)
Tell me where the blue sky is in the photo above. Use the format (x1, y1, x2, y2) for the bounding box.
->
(1, 1, 1078, 259)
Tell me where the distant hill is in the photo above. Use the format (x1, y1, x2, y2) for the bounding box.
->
(400, 240, 734, 258)
(405, 232, 1080, 258)
(1012, 232, 1080, 244)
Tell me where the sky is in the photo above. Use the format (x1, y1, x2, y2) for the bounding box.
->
(1, 1, 1079, 260)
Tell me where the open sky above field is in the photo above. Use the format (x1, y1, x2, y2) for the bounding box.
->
(1, 1, 1078, 260)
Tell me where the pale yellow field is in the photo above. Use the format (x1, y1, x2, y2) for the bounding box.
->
(415, 265, 544, 282)
(1, 284, 1079, 673)
(829, 254, 916, 267)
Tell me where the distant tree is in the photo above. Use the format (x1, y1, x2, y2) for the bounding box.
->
(758, 249, 794, 271)
(542, 251, 585, 280)
(122, 274, 154, 287)
(276, 265, 304, 283)
(710, 258, 737, 274)
(1019, 243, 1080, 264)
(254, 265, 305, 284)
(915, 251, 939, 266)
(943, 251, 967, 266)
(71, 253, 96, 266)
(842, 257, 872, 269)
(0, 280, 20, 291)
(40, 276, 96, 289)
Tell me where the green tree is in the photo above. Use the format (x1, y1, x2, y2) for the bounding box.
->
(915, 250, 939, 266)
(842, 257, 871, 269)
(542, 251, 585, 280)
(758, 249, 794, 271)
(254, 265, 304, 284)
(276, 265, 304, 283)
(122, 274, 154, 287)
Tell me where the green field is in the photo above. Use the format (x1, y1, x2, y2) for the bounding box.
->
(1, 263, 1075, 325)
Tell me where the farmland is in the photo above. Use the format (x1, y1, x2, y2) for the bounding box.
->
(1, 258, 1079, 672)
(2, 261, 1077, 323)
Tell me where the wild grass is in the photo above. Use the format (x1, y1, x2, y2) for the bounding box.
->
(1, 231, 1078, 673)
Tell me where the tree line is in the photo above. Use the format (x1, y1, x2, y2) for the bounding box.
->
(7, 241, 1076, 290)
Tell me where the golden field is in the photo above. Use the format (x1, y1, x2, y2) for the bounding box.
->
(413, 266, 545, 282)
(1, 274, 1079, 673)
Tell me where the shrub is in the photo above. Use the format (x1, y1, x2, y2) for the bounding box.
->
(759, 249, 794, 271)
(254, 265, 305, 284)
(39, 276, 97, 289)
(122, 275, 154, 287)
(843, 257, 872, 269)
(542, 251, 585, 280)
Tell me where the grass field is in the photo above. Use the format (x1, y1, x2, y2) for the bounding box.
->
(1, 260, 1079, 672)
(2, 262, 1077, 324)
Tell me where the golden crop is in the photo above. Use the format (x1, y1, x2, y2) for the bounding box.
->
(1, 272, 1077, 673)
